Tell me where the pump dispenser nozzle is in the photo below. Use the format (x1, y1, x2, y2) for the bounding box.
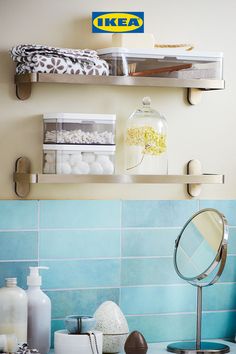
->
(27, 267, 49, 287)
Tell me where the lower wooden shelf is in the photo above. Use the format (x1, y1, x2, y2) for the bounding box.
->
(13, 157, 224, 198)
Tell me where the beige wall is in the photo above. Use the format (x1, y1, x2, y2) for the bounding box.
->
(0, 0, 235, 200)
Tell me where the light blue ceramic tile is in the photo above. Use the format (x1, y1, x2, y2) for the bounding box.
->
(122, 229, 179, 257)
(127, 314, 196, 342)
(51, 320, 64, 348)
(0, 231, 38, 260)
(40, 259, 120, 289)
(228, 228, 236, 255)
(0, 201, 38, 229)
(47, 288, 119, 318)
(202, 311, 236, 339)
(39, 200, 121, 229)
(219, 255, 236, 282)
(0, 261, 38, 288)
(121, 258, 183, 286)
(120, 285, 195, 315)
(199, 201, 236, 226)
(204, 283, 236, 311)
(122, 200, 198, 227)
(39, 230, 120, 259)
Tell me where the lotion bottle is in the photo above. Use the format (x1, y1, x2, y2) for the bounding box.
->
(26, 267, 51, 354)
(0, 277, 27, 344)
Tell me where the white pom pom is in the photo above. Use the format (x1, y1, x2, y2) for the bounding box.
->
(70, 153, 82, 166)
(96, 155, 110, 164)
(61, 162, 72, 174)
(76, 161, 90, 174)
(72, 166, 82, 174)
(82, 152, 95, 163)
(90, 162, 103, 174)
(45, 153, 54, 163)
(101, 160, 114, 174)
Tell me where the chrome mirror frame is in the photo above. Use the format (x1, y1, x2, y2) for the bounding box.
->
(167, 208, 230, 354)
(173, 208, 228, 286)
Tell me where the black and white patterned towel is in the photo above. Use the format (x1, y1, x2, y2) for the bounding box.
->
(10, 44, 109, 76)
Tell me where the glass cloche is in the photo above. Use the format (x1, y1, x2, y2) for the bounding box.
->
(125, 97, 168, 175)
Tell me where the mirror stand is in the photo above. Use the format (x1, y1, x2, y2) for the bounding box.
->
(167, 286, 230, 354)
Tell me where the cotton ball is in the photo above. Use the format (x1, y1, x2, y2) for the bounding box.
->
(90, 162, 103, 174)
(45, 153, 54, 163)
(96, 155, 110, 164)
(44, 162, 55, 174)
(76, 161, 90, 174)
(82, 152, 95, 163)
(61, 162, 72, 174)
(72, 166, 82, 174)
(101, 160, 114, 174)
(70, 153, 82, 166)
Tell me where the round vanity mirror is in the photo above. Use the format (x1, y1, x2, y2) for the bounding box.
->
(167, 209, 229, 354)
(175, 209, 227, 285)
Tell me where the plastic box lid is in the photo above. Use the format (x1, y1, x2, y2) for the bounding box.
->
(43, 144, 116, 152)
(97, 47, 223, 61)
(43, 113, 116, 122)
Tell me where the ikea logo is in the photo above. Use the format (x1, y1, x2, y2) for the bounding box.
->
(92, 12, 144, 33)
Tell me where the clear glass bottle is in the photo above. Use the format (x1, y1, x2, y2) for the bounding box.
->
(125, 97, 168, 174)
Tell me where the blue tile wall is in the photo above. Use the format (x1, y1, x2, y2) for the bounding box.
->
(0, 200, 236, 346)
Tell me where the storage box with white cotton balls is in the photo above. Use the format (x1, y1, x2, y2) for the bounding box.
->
(43, 145, 115, 175)
(43, 113, 116, 145)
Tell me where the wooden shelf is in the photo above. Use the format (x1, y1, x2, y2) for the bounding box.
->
(15, 73, 225, 104)
(13, 157, 224, 198)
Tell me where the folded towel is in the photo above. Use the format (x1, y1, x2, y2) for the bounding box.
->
(10, 44, 109, 76)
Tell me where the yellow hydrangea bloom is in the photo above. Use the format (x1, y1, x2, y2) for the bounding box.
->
(126, 126, 167, 156)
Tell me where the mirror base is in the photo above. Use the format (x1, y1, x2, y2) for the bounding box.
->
(167, 342, 230, 354)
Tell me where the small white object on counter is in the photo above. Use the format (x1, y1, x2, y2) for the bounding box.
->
(54, 330, 103, 354)
(94, 301, 129, 353)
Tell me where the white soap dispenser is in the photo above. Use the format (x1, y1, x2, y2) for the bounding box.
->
(26, 267, 51, 354)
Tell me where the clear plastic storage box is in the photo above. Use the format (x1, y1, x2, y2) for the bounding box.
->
(43, 145, 115, 175)
(97, 47, 223, 80)
(43, 113, 116, 145)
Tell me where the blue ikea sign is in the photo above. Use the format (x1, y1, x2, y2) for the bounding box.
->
(92, 12, 144, 33)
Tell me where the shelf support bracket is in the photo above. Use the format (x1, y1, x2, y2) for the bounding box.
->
(187, 88, 203, 105)
(14, 157, 31, 197)
(16, 82, 32, 100)
(187, 159, 202, 197)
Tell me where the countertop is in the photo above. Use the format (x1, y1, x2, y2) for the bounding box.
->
(51, 339, 236, 354)
(120, 340, 236, 354)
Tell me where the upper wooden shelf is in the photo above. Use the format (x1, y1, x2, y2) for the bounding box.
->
(14, 73, 225, 104)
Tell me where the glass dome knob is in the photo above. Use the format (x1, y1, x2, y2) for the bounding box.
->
(142, 96, 151, 106)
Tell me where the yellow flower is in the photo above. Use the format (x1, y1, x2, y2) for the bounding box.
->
(126, 126, 167, 156)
